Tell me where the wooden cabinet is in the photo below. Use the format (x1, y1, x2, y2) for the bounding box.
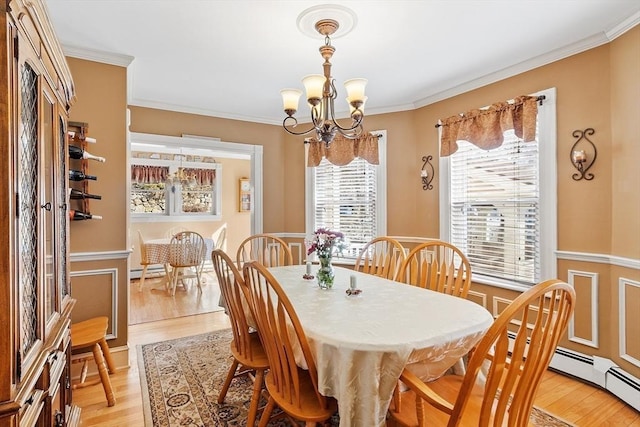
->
(1, 1, 78, 426)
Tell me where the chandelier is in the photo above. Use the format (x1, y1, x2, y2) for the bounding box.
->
(280, 18, 367, 147)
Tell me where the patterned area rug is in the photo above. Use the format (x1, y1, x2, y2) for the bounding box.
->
(138, 330, 574, 426)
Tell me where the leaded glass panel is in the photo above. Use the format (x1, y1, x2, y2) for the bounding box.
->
(19, 63, 39, 356)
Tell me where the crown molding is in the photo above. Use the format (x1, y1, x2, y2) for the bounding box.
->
(606, 11, 640, 40)
(127, 98, 282, 126)
(414, 31, 613, 108)
(62, 43, 134, 67)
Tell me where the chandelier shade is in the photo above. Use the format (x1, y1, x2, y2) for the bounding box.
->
(281, 16, 368, 147)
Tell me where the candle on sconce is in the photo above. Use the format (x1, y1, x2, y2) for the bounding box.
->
(572, 150, 587, 163)
(306, 261, 312, 276)
(421, 169, 428, 178)
(350, 275, 357, 290)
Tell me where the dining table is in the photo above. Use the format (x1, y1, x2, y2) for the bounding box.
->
(143, 236, 216, 288)
(267, 264, 494, 427)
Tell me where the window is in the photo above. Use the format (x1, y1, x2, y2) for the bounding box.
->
(130, 152, 222, 220)
(305, 131, 387, 260)
(440, 89, 556, 287)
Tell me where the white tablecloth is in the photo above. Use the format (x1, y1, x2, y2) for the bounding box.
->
(143, 237, 215, 265)
(268, 265, 493, 427)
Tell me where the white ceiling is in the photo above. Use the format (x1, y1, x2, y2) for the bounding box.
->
(45, 1, 640, 125)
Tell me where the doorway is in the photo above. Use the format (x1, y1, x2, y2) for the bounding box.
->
(127, 132, 263, 324)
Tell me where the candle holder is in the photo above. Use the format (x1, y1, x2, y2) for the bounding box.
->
(570, 128, 597, 181)
(421, 155, 435, 190)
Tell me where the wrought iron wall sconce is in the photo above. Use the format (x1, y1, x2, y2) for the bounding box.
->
(421, 155, 434, 190)
(570, 128, 597, 181)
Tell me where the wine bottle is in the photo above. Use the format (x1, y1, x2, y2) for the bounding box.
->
(69, 210, 102, 220)
(69, 145, 106, 162)
(69, 170, 97, 181)
(68, 188, 102, 200)
(68, 131, 97, 143)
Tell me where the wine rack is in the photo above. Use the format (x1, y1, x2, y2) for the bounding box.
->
(68, 121, 103, 220)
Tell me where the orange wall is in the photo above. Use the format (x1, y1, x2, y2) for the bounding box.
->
(67, 58, 128, 252)
(610, 26, 640, 259)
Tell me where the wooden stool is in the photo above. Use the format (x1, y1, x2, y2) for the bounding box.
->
(71, 316, 117, 406)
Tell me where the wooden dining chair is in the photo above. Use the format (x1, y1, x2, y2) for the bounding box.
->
(211, 249, 268, 427)
(167, 231, 206, 296)
(395, 241, 472, 298)
(243, 261, 337, 427)
(354, 236, 406, 280)
(136, 230, 169, 292)
(388, 279, 576, 427)
(236, 233, 293, 268)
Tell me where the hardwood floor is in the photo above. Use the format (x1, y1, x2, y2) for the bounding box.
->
(130, 269, 224, 324)
(74, 311, 640, 426)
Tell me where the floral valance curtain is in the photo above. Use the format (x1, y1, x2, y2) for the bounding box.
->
(307, 133, 380, 167)
(439, 95, 539, 157)
(131, 165, 169, 184)
(181, 168, 216, 186)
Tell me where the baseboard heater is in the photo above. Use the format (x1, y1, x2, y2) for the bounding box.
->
(549, 345, 640, 411)
(504, 331, 639, 411)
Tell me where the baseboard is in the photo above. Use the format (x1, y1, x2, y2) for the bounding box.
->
(70, 344, 130, 380)
(549, 346, 640, 411)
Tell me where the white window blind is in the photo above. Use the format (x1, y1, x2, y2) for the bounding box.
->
(449, 132, 540, 285)
(306, 131, 387, 260)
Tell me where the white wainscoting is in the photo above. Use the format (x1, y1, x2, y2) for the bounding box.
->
(69, 267, 119, 340)
(567, 269, 599, 348)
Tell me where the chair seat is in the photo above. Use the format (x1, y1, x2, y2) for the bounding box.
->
(392, 374, 488, 426)
(265, 367, 337, 423)
(230, 331, 269, 369)
(71, 316, 109, 349)
(71, 316, 116, 407)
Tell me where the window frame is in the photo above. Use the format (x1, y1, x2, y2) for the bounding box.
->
(305, 130, 387, 262)
(130, 157, 222, 220)
(439, 88, 557, 290)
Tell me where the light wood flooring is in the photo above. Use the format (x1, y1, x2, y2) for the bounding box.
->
(129, 269, 224, 325)
(73, 310, 640, 426)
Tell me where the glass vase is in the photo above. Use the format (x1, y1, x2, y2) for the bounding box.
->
(317, 252, 335, 290)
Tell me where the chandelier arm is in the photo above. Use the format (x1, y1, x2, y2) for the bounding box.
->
(283, 116, 320, 137)
(336, 123, 364, 139)
(327, 108, 364, 133)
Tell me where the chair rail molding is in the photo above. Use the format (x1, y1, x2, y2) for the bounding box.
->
(556, 250, 640, 269)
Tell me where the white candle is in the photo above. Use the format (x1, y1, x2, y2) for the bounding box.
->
(306, 261, 312, 276)
(350, 275, 357, 290)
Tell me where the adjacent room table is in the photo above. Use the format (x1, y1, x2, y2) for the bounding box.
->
(268, 265, 494, 427)
(143, 236, 215, 290)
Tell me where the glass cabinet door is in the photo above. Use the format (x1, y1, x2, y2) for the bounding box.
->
(17, 61, 41, 372)
(42, 87, 58, 327)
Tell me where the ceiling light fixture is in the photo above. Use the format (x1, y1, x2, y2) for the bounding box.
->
(281, 16, 367, 147)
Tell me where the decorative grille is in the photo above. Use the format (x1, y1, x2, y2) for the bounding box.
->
(19, 63, 39, 356)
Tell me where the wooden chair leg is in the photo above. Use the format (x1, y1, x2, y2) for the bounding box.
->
(169, 268, 179, 296)
(218, 359, 239, 404)
(98, 337, 116, 374)
(138, 265, 148, 292)
(92, 343, 116, 407)
(258, 396, 276, 427)
(196, 270, 203, 293)
(247, 368, 265, 426)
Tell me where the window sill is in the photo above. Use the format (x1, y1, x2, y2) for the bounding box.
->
(131, 214, 222, 223)
(471, 274, 532, 292)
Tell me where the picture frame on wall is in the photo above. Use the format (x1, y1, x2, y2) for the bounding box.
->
(239, 178, 251, 212)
